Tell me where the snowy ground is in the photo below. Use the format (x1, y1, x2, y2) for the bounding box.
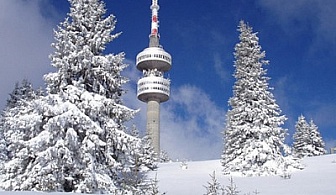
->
(1, 154, 336, 194)
(154, 154, 336, 194)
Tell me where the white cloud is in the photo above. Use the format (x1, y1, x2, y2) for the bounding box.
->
(271, 75, 336, 146)
(306, 103, 336, 132)
(272, 76, 298, 131)
(257, 0, 336, 46)
(257, 0, 317, 26)
(213, 53, 230, 83)
(0, 0, 58, 108)
(123, 62, 226, 160)
(161, 85, 226, 160)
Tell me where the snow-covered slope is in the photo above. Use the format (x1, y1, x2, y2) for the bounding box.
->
(154, 154, 336, 194)
(1, 154, 335, 194)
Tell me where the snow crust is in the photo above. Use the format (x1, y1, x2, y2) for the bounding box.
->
(154, 154, 336, 194)
(1, 154, 335, 194)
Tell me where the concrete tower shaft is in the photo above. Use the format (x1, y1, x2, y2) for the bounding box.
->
(147, 100, 160, 155)
(136, 0, 171, 157)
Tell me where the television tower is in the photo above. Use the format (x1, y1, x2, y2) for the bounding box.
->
(136, 0, 172, 156)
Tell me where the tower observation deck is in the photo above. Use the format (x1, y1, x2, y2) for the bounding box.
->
(136, 0, 171, 156)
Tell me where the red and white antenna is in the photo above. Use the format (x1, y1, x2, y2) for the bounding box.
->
(150, 0, 160, 36)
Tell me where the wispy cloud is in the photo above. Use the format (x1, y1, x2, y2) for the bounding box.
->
(256, 0, 336, 144)
(123, 61, 226, 161)
(257, 0, 336, 48)
(0, 0, 58, 109)
(272, 75, 336, 145)
(213, 53, 230, 83)
(161, 85, 226, 160)
(272, 76, 297, 139)
(257, 0, 318, 29)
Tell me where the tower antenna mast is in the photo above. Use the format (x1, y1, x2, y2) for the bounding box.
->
(150, 0, 160, 47)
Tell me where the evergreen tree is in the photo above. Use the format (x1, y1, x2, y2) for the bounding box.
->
(293, 115, 310, 158)
(0, 79, 42, 174)
(0, 120, 5, 174)
(308, 119, 326, 156)
(129, 125, 157, 170)
(204, 171, 225, 195)
(293, 115, 326, 158)
(160, 150, 171, 163)
(221, 21, 288, 176)
(224, 177, 240, 195)
(120, 125, 158, 193)
(1, 0, 154, 193)
(5, 79, 42, 109)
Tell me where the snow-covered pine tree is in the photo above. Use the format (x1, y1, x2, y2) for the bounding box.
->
(129, 125, 157, 170)
(120, 125, 158, 193)
(1, 0, 154, 193)
(224, 177, 240, 195)
(160, 150, 171, 163)
(308, 119, 326, 156)
(221, 20, 288, 176)
(0, 96, 46, 191)
(137, 135, 158, 170)
(0, 79, 42, 174)
(6, 79, 42, 109)
(293, 115, 310, 158)
(293, 115, 326, 158)
(203, 171, 225, 195)
(129, 124, 157, 170)
(0, 120, 5, 175)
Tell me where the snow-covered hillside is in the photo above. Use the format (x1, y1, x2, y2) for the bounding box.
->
(1, 154, 336, 194)
(154, 154, 336, 194)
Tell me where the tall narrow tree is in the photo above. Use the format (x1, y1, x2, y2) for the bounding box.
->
(1, 0, 155, 193)
(222, 21, 288, 176)
(293, 115, 310, 158)
(308, 119, 326, 156)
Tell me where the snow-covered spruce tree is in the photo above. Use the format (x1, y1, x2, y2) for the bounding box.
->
(203, 171, 225, 195)
(0, 97, 46, 191)
(129, 124, 157, 169)
(293, 115, 326, 158)
(120, 125, 158, 192)
(5, 79, 43, 109)
(0, 120, 5, 175)
(160, 150, 171, 163)
(293, 115, 310, 158)
(0, 80, 42, 174)
(1, 0, 155, 193)
(224, 177, 240, 195)
(222, 21, 289, 176)
(308, 119, 326, 156)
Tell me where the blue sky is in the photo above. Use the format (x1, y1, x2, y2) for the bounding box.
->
(1, 0, 336, 160)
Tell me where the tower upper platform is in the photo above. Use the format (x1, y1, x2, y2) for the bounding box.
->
(136, 47, 172, 72)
